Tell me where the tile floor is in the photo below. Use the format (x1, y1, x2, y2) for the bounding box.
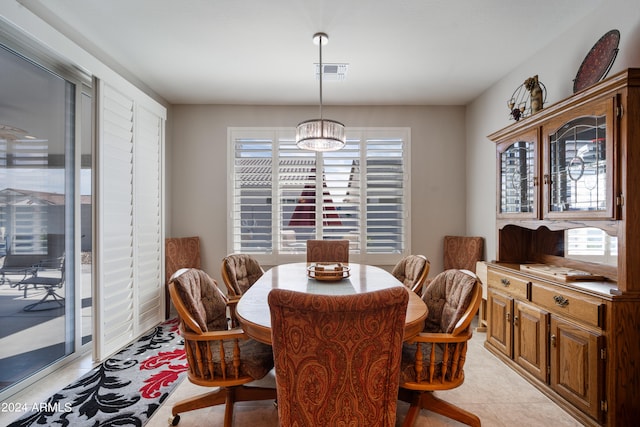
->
(0, 322, 584, 427)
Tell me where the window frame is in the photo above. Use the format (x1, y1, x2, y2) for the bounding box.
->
(227, 127, 411, 266)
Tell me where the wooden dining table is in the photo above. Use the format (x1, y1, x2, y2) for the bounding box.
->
(235, 262, 428, 345)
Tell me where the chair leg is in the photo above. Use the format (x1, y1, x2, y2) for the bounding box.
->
(23, 286, 65, 312)
(172, 388, 229, 416)
(172, 385, 277, 425)
(420, 391, 480, 427)
(399, 388, 422, 427)
(399, 390, 480, 427)
(224, 387, 235, 427)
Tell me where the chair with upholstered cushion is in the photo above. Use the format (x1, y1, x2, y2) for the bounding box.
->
(443, 235, 484, 272)
(165, 236, 201, 318)
(269, 286, 409, 427)
(306, 239, 349, 263)
(168, 268, 276, 427)
(392, 255, 430, 295)
(221, 254, 265, 298)
(398, 269, 482, 427)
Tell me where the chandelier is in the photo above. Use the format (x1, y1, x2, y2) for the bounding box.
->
(296, 32, 346, 152)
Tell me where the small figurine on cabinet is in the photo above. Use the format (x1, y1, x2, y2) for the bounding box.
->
(525, 75, 544, 114)
(507, 75, 546, 121)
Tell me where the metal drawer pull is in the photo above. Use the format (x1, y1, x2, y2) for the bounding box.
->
(553, 295, 569, 307)
(501, 278, 510, 287)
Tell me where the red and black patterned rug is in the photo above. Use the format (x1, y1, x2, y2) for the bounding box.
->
(8, 318, 187, 427)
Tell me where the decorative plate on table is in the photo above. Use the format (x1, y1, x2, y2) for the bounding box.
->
(573, 29, 620, 93)
(307, 263, 350, 281)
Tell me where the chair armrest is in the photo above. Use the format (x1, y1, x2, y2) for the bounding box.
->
(406, 330, 472, 344)
(180, 325, 250, 342)
(227, 295, 241, 306)
(226, 296, 242, 328)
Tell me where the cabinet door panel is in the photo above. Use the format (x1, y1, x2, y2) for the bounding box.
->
(543, 96, 616, 220)
(497, 129, 539, 219)
(487, 289, 513, 357)
(550, 317, 604, 421)
(514, 301, 549, 382)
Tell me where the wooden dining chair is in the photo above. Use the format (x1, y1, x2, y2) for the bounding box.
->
(165, 236, 201, 318)
(392, 254, 430, 295)
(268, 286, 409, 427)
(443, 235, 484, 272)
(306, 239, 349, 263)
(168, 268, 276, 427)
(398, 269, 482, 427)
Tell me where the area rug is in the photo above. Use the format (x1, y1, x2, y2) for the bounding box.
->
(8, 317, 187, 427)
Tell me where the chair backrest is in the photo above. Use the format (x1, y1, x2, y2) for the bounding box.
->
(443, 235, 484, 272)
(421, 269, 480, 334)
(165, 236, 201, 286)
(306, 239, 349, 263)
(392, 254, 430, 294)
(169, 267, 229, 333)
(220, 253, 264, 297)
(269, 287, 409, 427)
(165, 237, 201, 317)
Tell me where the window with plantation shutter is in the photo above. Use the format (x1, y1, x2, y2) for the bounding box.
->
(96, 81, 165, 360)
(99, 83, 136, 356)
(228, 127, 410, 265)
(135, 106, 163, 331)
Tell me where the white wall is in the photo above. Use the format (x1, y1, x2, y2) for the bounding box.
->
(170, 105, 465, 278)
(466, 0, 640, 261)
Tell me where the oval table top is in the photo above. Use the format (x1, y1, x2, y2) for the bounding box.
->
(236, 262, 428, 345)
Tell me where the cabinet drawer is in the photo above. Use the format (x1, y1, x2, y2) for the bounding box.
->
(531, 283, 605, 328)
(487, 270, 529, 299)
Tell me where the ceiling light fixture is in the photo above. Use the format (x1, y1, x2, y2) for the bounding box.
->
(296, 32, 345, 152)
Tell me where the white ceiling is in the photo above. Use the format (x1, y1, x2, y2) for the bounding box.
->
(19, 0, 603, 105)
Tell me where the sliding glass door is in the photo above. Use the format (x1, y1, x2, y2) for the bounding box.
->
(0, 42, 92, 395)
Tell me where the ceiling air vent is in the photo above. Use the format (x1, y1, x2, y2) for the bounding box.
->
(315, 63, 348, 81)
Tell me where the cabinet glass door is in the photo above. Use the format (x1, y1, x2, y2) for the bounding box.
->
(546, 99, 614, 218)
(498, 132, 537, 217)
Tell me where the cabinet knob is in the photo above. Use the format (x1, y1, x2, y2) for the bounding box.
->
(501, 278, 510, 287)
(544, 174, 550, 185)
(553, 295, 569, 307)
(513, 315, 519, 327)
(551, 334, 556, 347)
(506, 312, 511, 322)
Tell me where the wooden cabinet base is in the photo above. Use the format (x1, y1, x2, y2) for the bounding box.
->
(484, 342, 603, 427)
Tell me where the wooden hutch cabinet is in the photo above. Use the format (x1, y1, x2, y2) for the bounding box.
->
(486, 69, 640, 426)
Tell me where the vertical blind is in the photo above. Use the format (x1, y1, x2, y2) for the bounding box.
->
(229, 128, 409, 265)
